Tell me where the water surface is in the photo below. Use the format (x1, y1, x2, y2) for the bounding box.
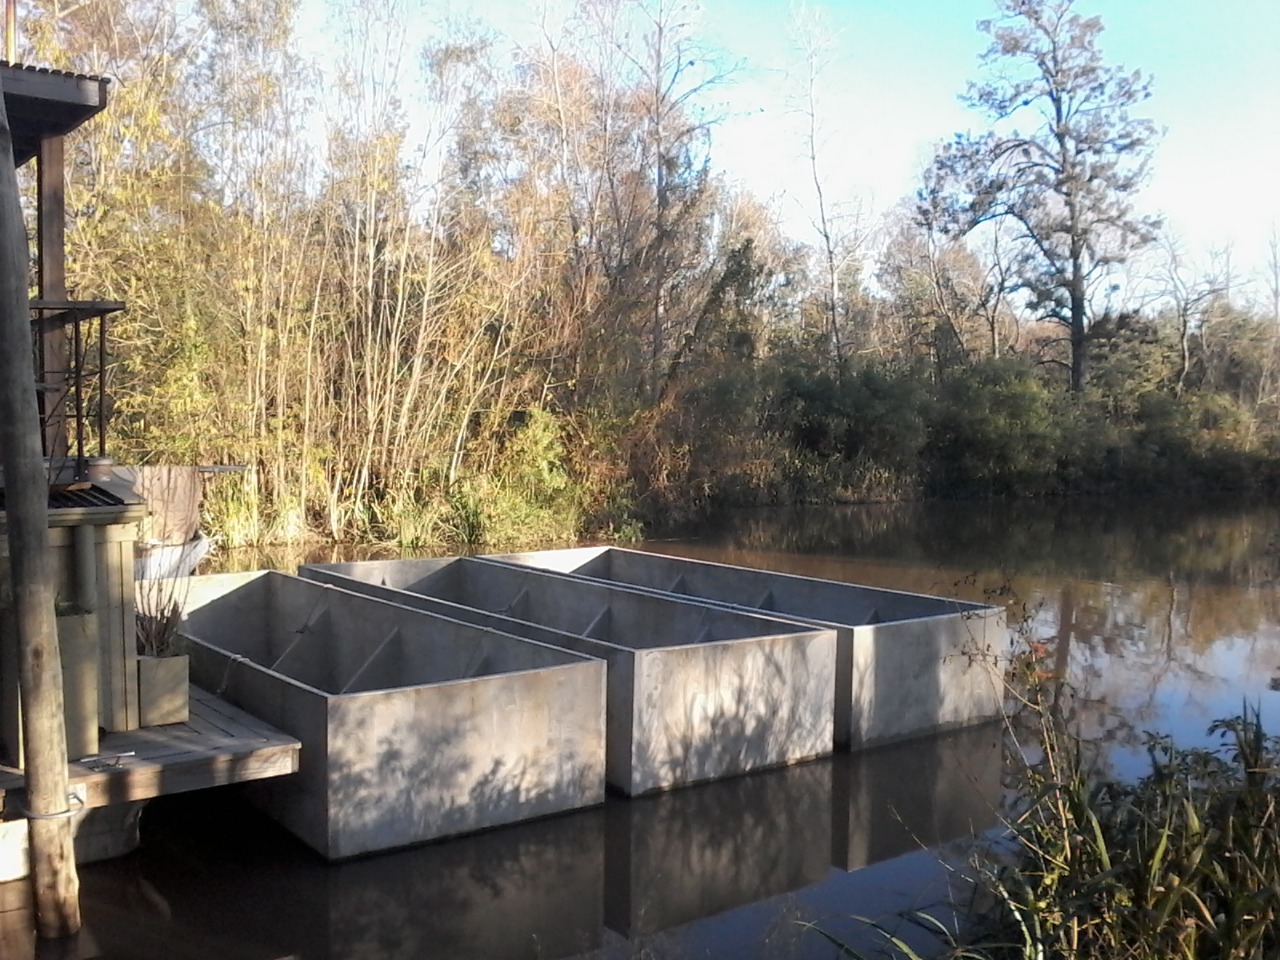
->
(11, 496, 1278, 959)
(672, 498, 1280, 779)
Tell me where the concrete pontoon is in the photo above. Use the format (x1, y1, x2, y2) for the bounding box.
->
(175, 571, 606, 858)
(488, 546, 1007, 748)
(300, 557, 838, 795)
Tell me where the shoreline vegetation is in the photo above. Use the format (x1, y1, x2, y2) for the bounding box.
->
(27, 0, 1280, 554)
(830, 636, 1280, 960)
(826, 714, 1280, 960)
(209, 367, 1280, 554)
(194, 354, 1280, 552)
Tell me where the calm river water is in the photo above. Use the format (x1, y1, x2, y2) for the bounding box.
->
(22, 497, 1280, 959)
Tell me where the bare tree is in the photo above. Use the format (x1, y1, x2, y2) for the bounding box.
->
(1158, 237, 1222, 397)
(625, 0, 726, 399)
(877, 207, 1018, 372)
(922, 0, 1160, 392)
(789, 5, 865, 373)
(1267, 226, 1280, 327)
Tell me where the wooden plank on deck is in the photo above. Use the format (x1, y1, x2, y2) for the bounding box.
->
(0, 686, 299, 812)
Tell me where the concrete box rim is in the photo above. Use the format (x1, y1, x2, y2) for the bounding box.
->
(179, 631, 605, 701)
(483, 548, 1005, 629)
(189, 569, 600, 666)
(301, 561, 840, 654)
(180, 568, 604, 678)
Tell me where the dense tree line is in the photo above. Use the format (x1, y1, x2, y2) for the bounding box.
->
(26, 0, 1280, 545)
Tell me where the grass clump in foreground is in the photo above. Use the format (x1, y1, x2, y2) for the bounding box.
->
(829, 702, 1280, 960)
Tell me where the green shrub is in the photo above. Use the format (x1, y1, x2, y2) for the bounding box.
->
(924, 360, 1063, 498)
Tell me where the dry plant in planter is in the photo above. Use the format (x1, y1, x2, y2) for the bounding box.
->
(135, 577, 190, 726)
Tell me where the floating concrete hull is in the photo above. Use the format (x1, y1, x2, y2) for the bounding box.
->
(300, 558, 838, 795)
(176, 571, 606, 858)
(489, 547, 1008, 748)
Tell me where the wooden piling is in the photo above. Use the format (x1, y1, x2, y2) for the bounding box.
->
(0, 76, 82, 936)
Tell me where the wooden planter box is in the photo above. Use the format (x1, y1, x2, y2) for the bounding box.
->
(137, 654, 189, 726)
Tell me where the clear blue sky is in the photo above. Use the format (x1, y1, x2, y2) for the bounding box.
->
(697, 0, 1280, 285)
(300, 0, 1280, 289)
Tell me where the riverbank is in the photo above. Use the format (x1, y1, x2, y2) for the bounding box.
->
(140, 351, 1280, 551)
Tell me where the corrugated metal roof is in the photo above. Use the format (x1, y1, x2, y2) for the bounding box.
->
(0, 60, 111, 165)
(0, 483, 127, 511)
(0, 60, 109, 84)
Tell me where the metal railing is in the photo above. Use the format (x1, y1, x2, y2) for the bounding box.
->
(29, 298, 124, 480)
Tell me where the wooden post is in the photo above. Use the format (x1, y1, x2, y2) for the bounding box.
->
(0, 81, 81, 935)
(37, 136, 68, 460)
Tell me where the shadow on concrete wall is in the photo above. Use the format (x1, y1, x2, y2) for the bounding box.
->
(322, 692, 602, 856)
(631, 636, 832, 794)
(178, 572, 605, 857)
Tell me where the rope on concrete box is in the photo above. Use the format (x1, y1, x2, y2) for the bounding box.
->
(216, 653, 252, 697)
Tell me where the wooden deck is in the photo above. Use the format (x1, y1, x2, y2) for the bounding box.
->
(0, 686, 300, 811)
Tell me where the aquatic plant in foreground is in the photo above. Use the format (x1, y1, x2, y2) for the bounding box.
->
(818, 702, 1280, 960)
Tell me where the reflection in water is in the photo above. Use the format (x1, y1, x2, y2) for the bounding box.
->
(14, 794, 607, 960)
(833, 724, 1003, 873)
(690, 498, 1280, 587)
(0, 725, 1002, 960)
(9, 496, 1274, 957)
(605, 760, 834, 938)
(112, 797, 604, 960)
(656, 497, 1280, 779)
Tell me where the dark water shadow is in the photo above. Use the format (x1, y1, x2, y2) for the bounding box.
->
(690, 496, 1280, 587)
(0, 719, 1005, 960)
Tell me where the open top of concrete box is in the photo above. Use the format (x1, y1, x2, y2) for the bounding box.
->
(175, 571, 607, 857)
(300, 556, 824, 654)
(180, 570, 589, 695)
(489, 546, 987, 625)
(300, 558, 839, 794)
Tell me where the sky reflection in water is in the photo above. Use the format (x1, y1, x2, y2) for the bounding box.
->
(677, 497, 1280, 780)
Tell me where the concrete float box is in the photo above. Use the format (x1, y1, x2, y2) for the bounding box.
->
(174, 571, 607, 859)
(299, 557, 839, 795)
(488, 547, 1009, 749)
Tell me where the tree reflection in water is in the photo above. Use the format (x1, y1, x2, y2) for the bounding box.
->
(7, 496, 1273, 960)
(661, 497, 1280, 779)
